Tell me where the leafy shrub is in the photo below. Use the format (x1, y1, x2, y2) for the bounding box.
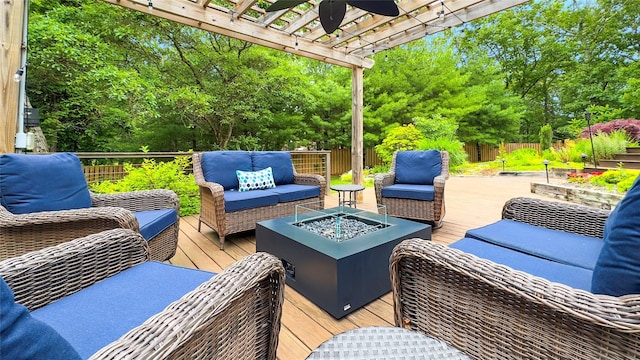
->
(580, 118, 640, 142)
(413, 115, 458, 140)
(546, 131, 634, 164)
(592, 130, 633, 160)
(338, 169, 374, 187)
(539, 124, 553, 151)
(369, 164, 390, 174)
(504, 148, 540, 164)
(417, 137, 467, 168)
(90, 155, 199, 216)
(567, 171, 603, 184)
(617, 173, 640, 192)
(375, 124, 425, 164)
(588, 169, 640, 193)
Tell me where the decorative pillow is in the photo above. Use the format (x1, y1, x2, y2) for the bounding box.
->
(394, 150, 442, 185)
(592, 176, 640, 296)
(0, 277, 82, 360)
(236, 167, 276, 192)
(0, 152, 92, 214)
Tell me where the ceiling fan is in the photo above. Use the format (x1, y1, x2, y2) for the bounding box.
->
(266, 0, 400, 34)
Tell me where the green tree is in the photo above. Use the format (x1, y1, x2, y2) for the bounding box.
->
(457, 0, 640, 141)
(27, 2, 154, 151)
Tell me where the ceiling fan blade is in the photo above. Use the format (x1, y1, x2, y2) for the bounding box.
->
(319, 0, 347, 33)
(346, 0, 399, 16)
(266, 0, 309, 12)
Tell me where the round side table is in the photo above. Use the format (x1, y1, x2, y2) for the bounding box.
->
(330, 184, 365, 208)
(306, 326, 470, 360)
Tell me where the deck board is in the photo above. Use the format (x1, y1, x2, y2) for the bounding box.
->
(171, 174, 554, 360)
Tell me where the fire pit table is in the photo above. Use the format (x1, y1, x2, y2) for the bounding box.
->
(256, 204, 431, 318)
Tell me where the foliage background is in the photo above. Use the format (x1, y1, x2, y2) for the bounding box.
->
(27, 0, 640, 154)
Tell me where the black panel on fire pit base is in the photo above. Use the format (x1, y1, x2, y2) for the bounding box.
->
(256, 207, 431, 319)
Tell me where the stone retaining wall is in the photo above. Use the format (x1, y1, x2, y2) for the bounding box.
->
(531, 182, 624, 210)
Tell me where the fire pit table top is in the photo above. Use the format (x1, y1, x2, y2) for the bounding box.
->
(258, 206, 428, 259)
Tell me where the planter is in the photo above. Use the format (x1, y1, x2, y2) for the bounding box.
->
(531, 182, 624, 210)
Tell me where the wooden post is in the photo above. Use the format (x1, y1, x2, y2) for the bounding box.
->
(351, 66, 364, 199)
(1, 0, 24, 153)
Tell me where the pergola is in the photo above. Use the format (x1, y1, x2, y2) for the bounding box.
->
(2, 0, 528, 183)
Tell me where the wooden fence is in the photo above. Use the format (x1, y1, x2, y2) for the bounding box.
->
(329, 143, 558, 175)
(330, 148, 382, 175)
(464, 143, 539, 163)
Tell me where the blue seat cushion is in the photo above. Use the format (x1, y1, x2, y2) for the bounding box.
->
(252, 151, 295, 185)
(31, 262, 215, 359)
(0, 277, 82, 360)
(592, 176, 640, 296)
(381, 184, 435, 201)
(265, 184, 320, 203)
(465, 219, 602, 270)
(224, 189, 279, 212)
(133, 208, 177, 241)
(450, 238, 593, 291)
(200, 151, 252, 190)
(0, 152, 92, 214)
(395, 150, 442, 185)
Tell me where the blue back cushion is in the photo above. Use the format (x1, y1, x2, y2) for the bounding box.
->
(0, 277, 82, 360)
(394, 150, 442, 185)
(31, 262, 215, 359)
(252, 151, 295, 185)
(592, 176, 640, 296)
(0, 153, 92, 214)
(200, 151, 252, 190)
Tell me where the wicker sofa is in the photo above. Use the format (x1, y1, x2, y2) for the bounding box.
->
(449, 197, 607, 291)
(193, 151, 326, 249)
(374, 150, 449, 228)
(0, 152, 179, 261)
(0, 229, 285, 359)
(390, 196, 640, 359)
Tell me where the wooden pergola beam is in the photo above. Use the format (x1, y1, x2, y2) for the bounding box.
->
(101, 0, 375, 69)
(1, 0, 25, 153)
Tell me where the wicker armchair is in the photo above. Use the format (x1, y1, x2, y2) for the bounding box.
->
(0, 189, 179, 262)
(193, 151, 326, 249)
(0, 229, 285, 359)
(0, 152, 179, 261)
(375, 150, 449, 228)
(390, 199, 640, 359)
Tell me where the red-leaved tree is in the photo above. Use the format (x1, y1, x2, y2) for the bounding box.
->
(580, 119, 640, 142)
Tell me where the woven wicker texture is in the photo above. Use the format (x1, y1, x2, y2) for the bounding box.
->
(374, 151, 449, 228)
(193, 152, 326, 249)
(306, 326, 469, 360)
(0, 229, 285, 359)
(390, 235, 640, 360)
(502, 196, 610, 238)
(0, 188, 180, 261)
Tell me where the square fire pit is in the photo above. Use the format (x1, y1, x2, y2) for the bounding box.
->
(256, 205, 431, 318)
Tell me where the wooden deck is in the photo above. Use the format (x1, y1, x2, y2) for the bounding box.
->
(169, 174, 554, 360)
